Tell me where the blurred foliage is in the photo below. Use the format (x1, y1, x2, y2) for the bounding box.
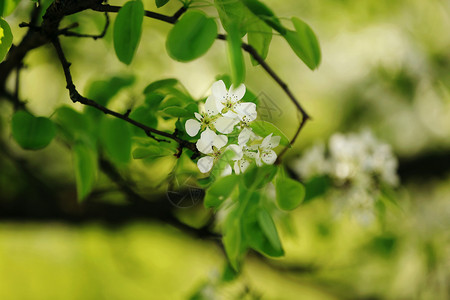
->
(0, 0, 449, 299)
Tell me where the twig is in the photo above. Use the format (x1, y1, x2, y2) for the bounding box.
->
(59, 12, 109, 40)
(51, 37, 198, 153)
(92, 4, 187, 24)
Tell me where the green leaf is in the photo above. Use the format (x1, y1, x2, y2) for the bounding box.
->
(243, 195, 284, 257)
(223, 207, 245, 270)
(11, 110, 56, 150)
(155, 0, 170, 8)
(227, 23, 245, 86)
(86, 75, 135, 106)
(143, 78, 179, 94)
(144, 93, 165, 109)
(73, 142, 98, 202)
(162, 106, 191, 118)
(166, 10, 217, 62)
(204, 174, 239, 208)
(247, 18, 272, 66)
(275, 176, 305, 210)
(221, 263, 239, 282)
(0, 18, 13, 62)
(284, 17, 321, 70)
(1, 0, 21, 17)
(257, 208, 282, 252)
(132, 146, 174, 159)
(249, 121, 290, 146)
(113, 0, 144, 65)
(241, 0, 286, 35)
(100, 117, 132, 164)
(129, 106, 158, 136)
(54, 106, 93, 142)
(214, 0, 247, 36)
(242, 164, 277, 189)
(303, 175, 330, 203)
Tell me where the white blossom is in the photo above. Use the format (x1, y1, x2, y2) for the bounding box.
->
(211, 80, 257, 124)
(252, 133, 281, 166)
(185, 95, 238, 137)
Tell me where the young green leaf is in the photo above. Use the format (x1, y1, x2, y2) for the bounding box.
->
(86, 75, 135, 106)
(73, 142, 98, 202)
(204, 174, 239, 208)
(249, 121, 290, 146)
(223, 208, 245, 270)
(247, 18, 272, 66)
(241, 0, 286, 35)
(275, 176, 305, 210)
(214, 0, 247, 36)
(303, 175, 330, 203)
(257, 208, 282, 252)
(54, 106, 93, 142)
(129, 106, 158, 136)
(143, 78, 179, 94)
(162, 106, 192, 118)
(0, 0, 21, 17)
(113, 0, 144, 65)
(100, 117, 132, 164)
(227, 23, 245, 86)
(155, 0, 170, 8)
(243, 197, 284, 257)
(166, 11, 217, 62)
(11, 110, 56, 150)
(284, 17, 321, 70)
(132, 146, 174, 159)
(0, 18, 13, 62)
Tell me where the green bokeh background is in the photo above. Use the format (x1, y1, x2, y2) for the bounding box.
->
(0, 0, 449, 299)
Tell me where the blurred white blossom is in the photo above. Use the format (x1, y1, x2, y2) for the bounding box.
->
(293, 130, 399, 223)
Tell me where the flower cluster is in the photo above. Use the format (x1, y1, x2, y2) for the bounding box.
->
(186, 80, 281, 175)
(293, 131, 399, 223)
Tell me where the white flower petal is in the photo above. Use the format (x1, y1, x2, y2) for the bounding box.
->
(227, 144, 243, 161)
(229, 83, 246, 101)
(261, 149, 277, 165)
(269, 136, 281, 148)
(196, 128, 216, 154)
(222, 110, 239, 119)
(240, 159, 251, 173)
(213, 134, 228, 150)
(235, 102, 257, 122)
(234, 161, 240, 174)
(212, 80, 227, 100)
(204, 95, 219, 116)
(238, 127, 253, 145)
(214, 117, 238, 134)
(255, 155, 263, 167)
(185, 119, 201, 137)
(197, 156, 214, 173)
(221, 164, 232, 177)
(194, 112, 202, 121)
(261, 133, 273, 148)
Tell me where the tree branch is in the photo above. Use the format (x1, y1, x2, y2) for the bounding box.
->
(51, 36, 198, 153)
(91, 4, 187, 24)
(59, 12, 109, 40)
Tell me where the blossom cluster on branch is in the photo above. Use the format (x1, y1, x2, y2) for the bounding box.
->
(185, 80, 281, 175)
(294, 131, 399, 223)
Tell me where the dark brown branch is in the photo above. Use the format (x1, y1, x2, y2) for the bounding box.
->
(59, 12, 109, 39)
(92, 4, 187, 24)
(51, 37, 198, 153)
